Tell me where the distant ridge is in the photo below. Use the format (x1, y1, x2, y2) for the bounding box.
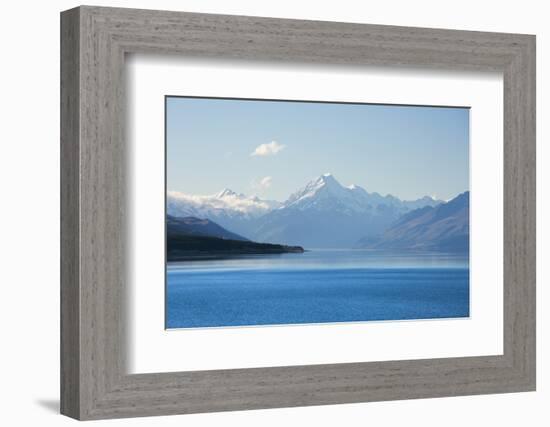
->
(166, 215, 304, 261)
(167, 215, 249, 241)
(356, 191, 469, 252)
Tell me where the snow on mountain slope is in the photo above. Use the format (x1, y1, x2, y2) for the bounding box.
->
(284, 173, 368, 213)
(168, 189, 281, 218)
(167, 189, 281, 239)
(282, 173, 440, 215)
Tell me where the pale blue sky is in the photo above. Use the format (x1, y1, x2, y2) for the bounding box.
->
(166, 96, 469, 202)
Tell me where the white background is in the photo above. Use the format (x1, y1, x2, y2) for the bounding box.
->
(0, 1, 546, 426)
(129, 57, 503, 373)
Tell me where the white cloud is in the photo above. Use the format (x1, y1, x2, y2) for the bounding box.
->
(250, 141, 285, 157)
(259, 176, 272, 189)
(251, 176, 273, 192)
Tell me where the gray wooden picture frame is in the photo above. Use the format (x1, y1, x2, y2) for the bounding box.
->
(60, 5, 536, 420)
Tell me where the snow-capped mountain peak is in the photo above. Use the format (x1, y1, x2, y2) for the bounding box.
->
(285, 173, 347, 206)
(167, 189, 283, 239)
(217, 188, 239, 198)
(317, 173, 339, 186)
(284, 174, 370, 211)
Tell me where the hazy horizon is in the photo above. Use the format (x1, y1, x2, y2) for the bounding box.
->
(167, 96, 469, 201)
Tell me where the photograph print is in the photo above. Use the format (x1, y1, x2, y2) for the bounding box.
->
(166, 96, 470, 329)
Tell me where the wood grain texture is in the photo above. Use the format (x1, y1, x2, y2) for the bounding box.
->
(60, 5, 536, 420)
(60, 7, 80, 419)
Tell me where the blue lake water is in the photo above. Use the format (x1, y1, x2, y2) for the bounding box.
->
(166, 250, 469, 329)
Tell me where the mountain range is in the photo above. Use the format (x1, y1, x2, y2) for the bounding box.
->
(252, 174, 441, 248)
(167, 174, 466, 249)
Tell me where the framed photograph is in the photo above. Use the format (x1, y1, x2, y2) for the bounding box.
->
(61, 6, 536, 420)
